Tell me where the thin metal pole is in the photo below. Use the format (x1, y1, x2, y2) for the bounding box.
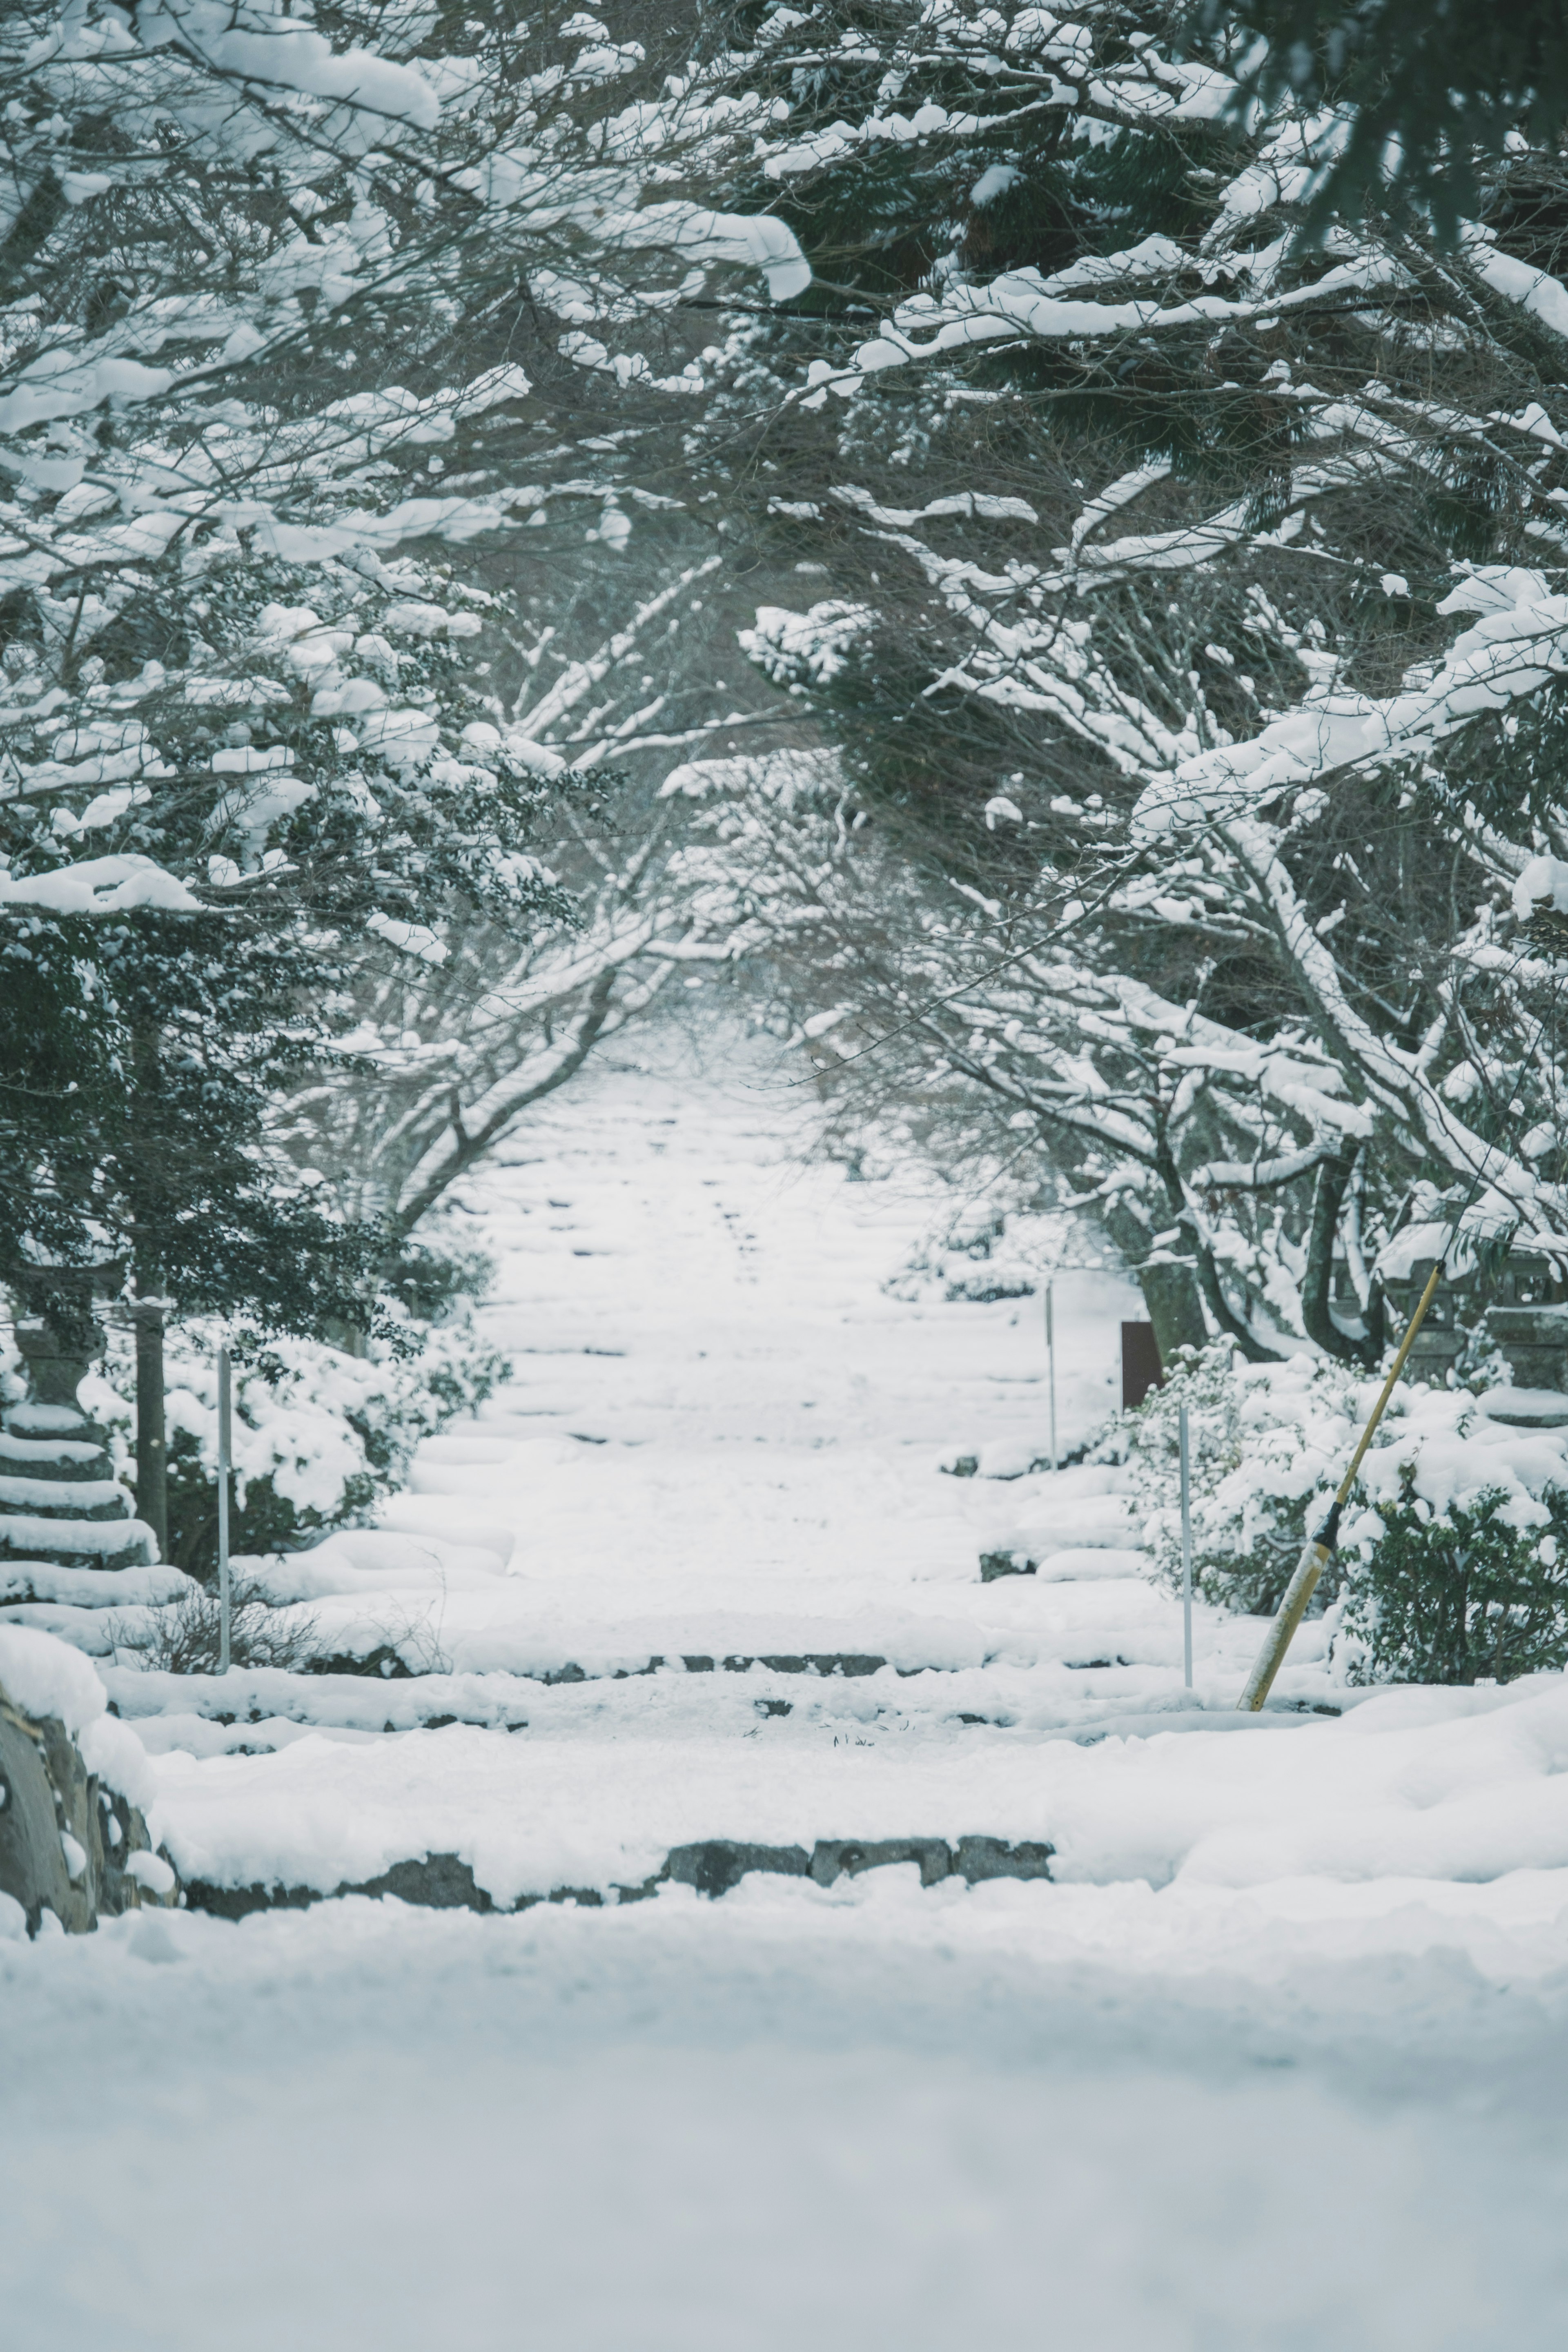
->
(1046, 1280, 1058, 1472)
(217, 1345, 232, 1675)
(1178, 1404, 1193, 1690)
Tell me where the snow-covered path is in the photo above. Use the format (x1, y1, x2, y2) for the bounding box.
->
(7, 1880, 1568, 2352)
(113, 1038, 1370, 1901)
(311, 1026, 1157, 1664)
(7, 1031, 1568, 2348)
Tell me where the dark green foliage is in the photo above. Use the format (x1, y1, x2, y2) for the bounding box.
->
(0, 551, 571, 1344)
(1439, 676, 1568, 843)
(388, 1245, 496, 1324)
(1198, 1523, 1312, 1620)
(1204, 0, 1568, 244)
(159, 1428, 379, 1580)
(0, 912, 116, 1273)
(0, 895, 388, 1341)
(1341, 1473, 1568, 1685)
(758, 103, 1211, 314)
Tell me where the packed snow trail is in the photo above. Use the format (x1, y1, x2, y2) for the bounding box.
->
(4, 1853, 1568, 2350)
(6, 1027, 1568, 2348)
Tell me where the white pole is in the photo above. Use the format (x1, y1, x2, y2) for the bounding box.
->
(1046, 1280, 1058, 1472)
(1179, 1403, 1193, 1691)
(217, 1345, 232, 1675)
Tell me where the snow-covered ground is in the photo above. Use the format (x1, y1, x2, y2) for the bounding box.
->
(6, 1028, 1568, 2348)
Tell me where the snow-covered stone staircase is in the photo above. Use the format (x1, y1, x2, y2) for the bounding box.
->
(82, 1040, 1377, 1918)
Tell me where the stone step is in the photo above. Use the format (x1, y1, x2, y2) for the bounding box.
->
(0, 1474, 136, 1520)
(978, 1544, 1148, 1583)
(104, 1655, 1314, 1766)
(36, 1566, 1181, 1677)
(141, 1671, 1352, 1918)
(185, 1833, 1058, 1919)
(0, 1515, 155, 1571)
(306, 1625, 1175, 1683)
(321, 1642, 918, 1683)
(1477, 1388, 1568, 1429)
(0, 1431, 115, 1481)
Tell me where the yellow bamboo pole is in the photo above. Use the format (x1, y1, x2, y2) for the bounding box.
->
(1236, 1256, 1446, 1712)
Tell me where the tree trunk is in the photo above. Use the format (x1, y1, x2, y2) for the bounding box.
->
(131, 1298, 168, 1559)
(1133, 1256, 1209, 1363)
(1301, 1148, 1382, 1368)
(1092, 1190, 1209, 1363)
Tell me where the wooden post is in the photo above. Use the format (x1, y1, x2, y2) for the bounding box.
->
(1237, 1258, 1446, 1711)
(130, 1296, 168, 1560)
(1121, 1321, 1163, 1412)
(217, 1345, 232, 1675)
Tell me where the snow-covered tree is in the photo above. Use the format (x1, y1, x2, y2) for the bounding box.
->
(0, 0, 809, 1524)
(646, 0, 1568, 1360)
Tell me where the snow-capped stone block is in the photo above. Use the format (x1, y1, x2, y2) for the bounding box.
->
(0, 1561, 193, 1610)
(0, 1627, 176, 1936)
(0, 1511, 157, 1571)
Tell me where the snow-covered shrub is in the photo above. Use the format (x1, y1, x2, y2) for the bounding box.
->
(891, 1207, 1038, 1304)
(1128, 1342, 1298, 1615)
(1131, 1344, 1568, 1681)
(81, 1310, 508, 1577)
(1335, 1477, 1568, 1688)
(887, 1203, 1115, 1306)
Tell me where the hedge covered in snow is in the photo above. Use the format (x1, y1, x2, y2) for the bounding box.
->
(1130, 1347, 1568, 1685)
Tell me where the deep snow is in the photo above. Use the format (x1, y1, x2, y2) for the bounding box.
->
(4, 1877, 1568, 2351)
(5, 1027, 1568, 2348)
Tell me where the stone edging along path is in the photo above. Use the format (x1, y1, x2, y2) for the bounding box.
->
(186, 1833, 1058, 1920)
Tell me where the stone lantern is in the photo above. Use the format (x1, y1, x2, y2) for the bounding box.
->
(1, 1261, 162, 1596)
(1, 1264, 183, 1930)
(6, 1264, 118, 1411)
(1377, 1251, 1568, 1419)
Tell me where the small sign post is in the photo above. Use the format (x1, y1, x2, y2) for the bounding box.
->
(217, 1345, 232, 1675)
(1178, 1403, 1194, 1691)
(1120, 1321, 1163, 1412)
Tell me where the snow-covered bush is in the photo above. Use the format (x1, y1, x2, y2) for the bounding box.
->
(1131, 1344, 1568, 1682)
(1335, 1477, 1568, 1688)
(80, 1307, 508, 1576)
(889, 1205, 1072, 1306)
(1127, 1343, 1278, 1608)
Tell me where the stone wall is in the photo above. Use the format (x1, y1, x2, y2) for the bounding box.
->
(0, 1682, 177, 1935)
